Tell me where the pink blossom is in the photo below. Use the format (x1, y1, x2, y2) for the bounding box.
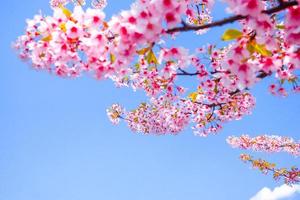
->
(227, 135, 300, 156)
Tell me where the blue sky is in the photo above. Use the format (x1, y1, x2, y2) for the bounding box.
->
(0, 1, 300, 200)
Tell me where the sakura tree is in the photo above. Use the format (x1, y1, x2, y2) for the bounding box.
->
(14, 0, 300, 184)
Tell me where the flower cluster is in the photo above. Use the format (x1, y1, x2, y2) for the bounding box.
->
(14, 5, 108, 77)
(285, 6, 300, 46)
(185, 0, 214, 35)
(15, 0, 195, 80)
(126, 96, 190, 134)
(228, 135, 300, 156)
(106, 104, 124, 125)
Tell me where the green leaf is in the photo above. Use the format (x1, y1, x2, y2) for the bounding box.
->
(59, 23, 67, 32)
(110, 54, 116, 64)
(221, 29, 243, 41)
(59, 5, 72, 18)
(276, 24, 285, 30)
(136, 47, 150, 55)
(247, 43, 255, 54)
(146, 50, 158, 65)
(253, 43, 272, 57)
(188, 92, 198, 102)
(41, 35, 52, 42)
(135, 63, 140, 71)
(247, 41, 272, 57)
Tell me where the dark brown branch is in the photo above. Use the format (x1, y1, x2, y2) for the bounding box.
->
(166, 1, 298, 34)
(176, 68, 201, 76)
(194, 101, 226, 108)
(257, 71, 271, 79)
(177, 69, 270, 79)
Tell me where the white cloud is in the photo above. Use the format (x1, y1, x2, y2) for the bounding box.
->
(250, 184, 300, 200)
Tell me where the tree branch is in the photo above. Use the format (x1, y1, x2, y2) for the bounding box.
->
(166, 1, 298, 34)
(176, 68, 201, 76)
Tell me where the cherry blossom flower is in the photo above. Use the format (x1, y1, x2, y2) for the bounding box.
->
(106, 104, 124, 125)
(91, 0, 107, 9)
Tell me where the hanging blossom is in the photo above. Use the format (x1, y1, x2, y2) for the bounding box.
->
(227, 135, 300, 156)
(106, 91, 255, 136)
(107, 95, 191, 135)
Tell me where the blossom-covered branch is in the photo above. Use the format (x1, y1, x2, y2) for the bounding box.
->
(227, 135, 300, 156)
(240, 154, 300, 184)
(167, 0, 299, 34)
